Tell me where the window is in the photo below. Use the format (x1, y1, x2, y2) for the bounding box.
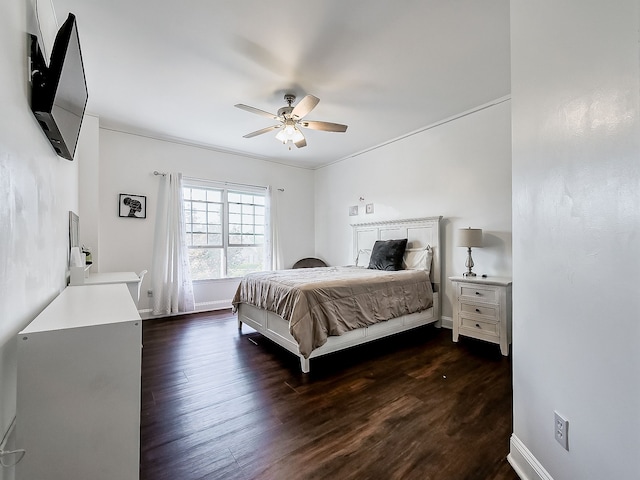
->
(183, 181, 267, 280)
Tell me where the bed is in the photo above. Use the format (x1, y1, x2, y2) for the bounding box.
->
(234, 216, 442, 373)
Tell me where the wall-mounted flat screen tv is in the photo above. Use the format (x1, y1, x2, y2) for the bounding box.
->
(30, 13, 88, 161)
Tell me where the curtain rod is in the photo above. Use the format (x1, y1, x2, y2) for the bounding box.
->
(154, 172, 284, 191)
(183, 176, 278, 191)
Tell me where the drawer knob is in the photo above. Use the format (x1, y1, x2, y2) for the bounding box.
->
(475, 291, 481, 295)
(475, 308, 481, 313)
(475, 323, 481, 328)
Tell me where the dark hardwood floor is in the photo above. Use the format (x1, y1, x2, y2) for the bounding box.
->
(140, 310, 518, 480)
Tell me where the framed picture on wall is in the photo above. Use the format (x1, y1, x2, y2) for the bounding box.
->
(119, 193, 146, 219)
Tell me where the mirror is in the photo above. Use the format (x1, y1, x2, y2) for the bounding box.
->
(69, 211, 79, 250)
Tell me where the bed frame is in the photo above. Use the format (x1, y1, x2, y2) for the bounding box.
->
(237, 216, 442, 373)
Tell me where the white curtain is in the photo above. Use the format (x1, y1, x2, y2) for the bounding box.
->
(264, 186, 283, 270)
(151, 172, 195, 315)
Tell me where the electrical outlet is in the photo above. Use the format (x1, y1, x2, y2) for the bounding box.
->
(554, 411, 569, 450)
(147, 289, 153, 297)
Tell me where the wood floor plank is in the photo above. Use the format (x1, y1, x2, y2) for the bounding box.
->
(140, 310, 518, 480)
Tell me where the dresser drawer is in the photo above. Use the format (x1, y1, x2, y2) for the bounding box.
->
(460, 302, 498, 319)
(460, 315, 499, 337)
(459, 284, 499, 304)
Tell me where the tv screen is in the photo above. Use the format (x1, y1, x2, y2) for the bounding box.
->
(30, 13, 88, 161)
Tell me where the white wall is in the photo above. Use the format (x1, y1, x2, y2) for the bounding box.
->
(314, 99, 512, 321)
(0, 1, 81, 478)
(77, 114, 100, 269)
(93, 129, 315, 313)
(509, 2, 640, 479)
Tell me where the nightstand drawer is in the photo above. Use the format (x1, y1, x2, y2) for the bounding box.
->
(460, 302, 498, 319)
(460, 315, 499, 337)
(459, 284, 499, 304)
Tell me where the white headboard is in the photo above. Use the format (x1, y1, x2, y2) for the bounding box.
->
(352, 216, 442, 289)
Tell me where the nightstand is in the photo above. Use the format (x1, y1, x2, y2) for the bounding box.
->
(449, 276, 512, 355)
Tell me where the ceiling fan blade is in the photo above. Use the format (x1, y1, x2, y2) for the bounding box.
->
(300, 120, 348, 133)
(243, 125, 281, 138)
(291, 95, 320, 119)
(294, 137, 307, 148)
(235, 104, 278, 120)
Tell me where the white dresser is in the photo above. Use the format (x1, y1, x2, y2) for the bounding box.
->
(16, 284, 141, 480)
(449, 276, 512, 356)
(70, 270, 142, 304)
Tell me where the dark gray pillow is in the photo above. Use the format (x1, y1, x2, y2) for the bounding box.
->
(367, 239, 408, 271)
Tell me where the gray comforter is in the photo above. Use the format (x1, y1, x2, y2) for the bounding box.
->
(232, 266, 433, 358)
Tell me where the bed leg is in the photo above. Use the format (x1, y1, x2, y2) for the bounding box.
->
(237, 318, 242, 331)
(300, 357, 310, 374)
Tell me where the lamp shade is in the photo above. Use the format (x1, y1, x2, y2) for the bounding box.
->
(457, 228, 483, 247)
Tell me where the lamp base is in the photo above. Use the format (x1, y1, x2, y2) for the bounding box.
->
(463, 247, 476, 278)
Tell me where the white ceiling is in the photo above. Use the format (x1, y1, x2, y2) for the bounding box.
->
(50, 0, 510, 169)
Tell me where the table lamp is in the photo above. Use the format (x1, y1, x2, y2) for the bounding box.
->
(457, 228, 482, 277)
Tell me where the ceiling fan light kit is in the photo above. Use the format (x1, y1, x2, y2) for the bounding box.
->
(275, 124, 304, 143)
(235, 93, 348, 149)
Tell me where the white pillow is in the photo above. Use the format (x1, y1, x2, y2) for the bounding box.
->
(403, 245, 433, 274)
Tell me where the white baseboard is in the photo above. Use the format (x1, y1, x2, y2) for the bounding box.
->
(440, 315, 453, 329)
(508, 434, 554, 480)
(138, 299, 232, 319)
(195, 299, 231, 310)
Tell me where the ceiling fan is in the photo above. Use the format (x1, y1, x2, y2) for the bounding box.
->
(235, 94, 348, 149)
